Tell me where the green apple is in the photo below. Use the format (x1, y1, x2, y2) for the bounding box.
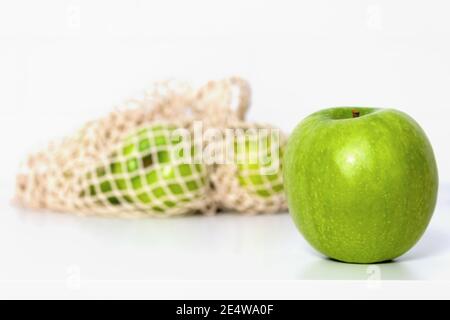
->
(234, 132, 284, 198)
(81, 124, 207, 214)
(284, 107, 438, 263)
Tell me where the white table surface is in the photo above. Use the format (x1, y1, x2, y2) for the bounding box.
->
(1, 181, 449, 295)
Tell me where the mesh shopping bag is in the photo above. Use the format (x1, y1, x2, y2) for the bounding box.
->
(15, 77, 287, 217)
(209, 122, 287, 214)
(76, 123, 212, 217)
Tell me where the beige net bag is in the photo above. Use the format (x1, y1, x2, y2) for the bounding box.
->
(15, 77, 288, 217)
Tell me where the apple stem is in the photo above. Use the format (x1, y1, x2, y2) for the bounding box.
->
(352, 110, 360, 118)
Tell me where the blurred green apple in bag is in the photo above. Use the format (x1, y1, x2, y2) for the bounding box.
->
(234, 130, 284, 198)
(284, 107, 438, 263)
(81, 124, 207, 214)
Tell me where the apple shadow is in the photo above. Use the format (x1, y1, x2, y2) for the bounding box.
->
(299, 257, 416, 280)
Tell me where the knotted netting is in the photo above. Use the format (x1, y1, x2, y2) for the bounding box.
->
(15, 77, 288, 217)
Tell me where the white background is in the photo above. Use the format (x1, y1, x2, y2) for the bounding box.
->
(1, 0, 450, 299)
